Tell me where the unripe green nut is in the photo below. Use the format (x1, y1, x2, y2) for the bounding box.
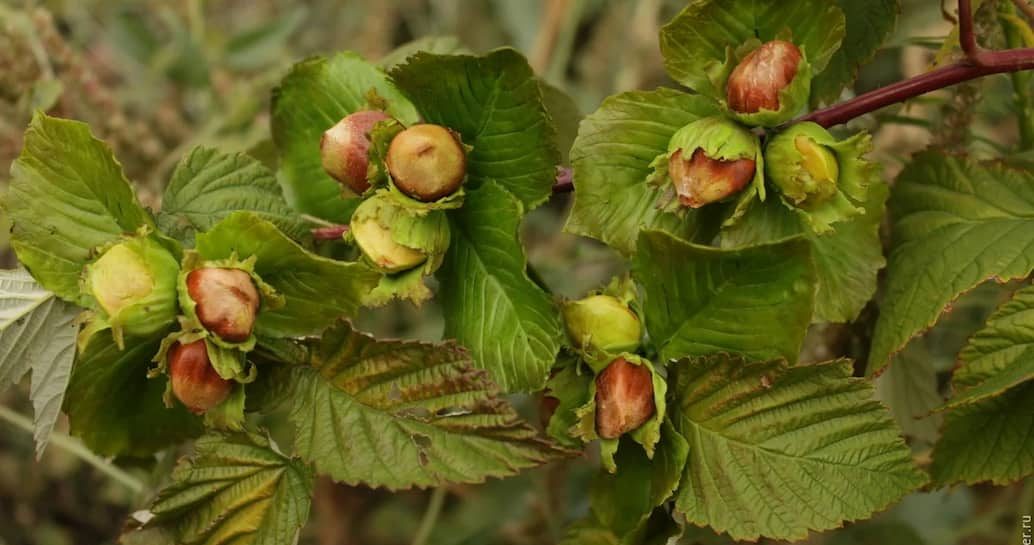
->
(765, 122, 841, 206)
(351, 216, 427, 272)
(563, 294, 642, 354)
(85, 237, 178, 339)
(666, 117, 759, 208)
(386, 124, 466, 202)
(321, 110, 393, 194)
(350, 193, 449, 273)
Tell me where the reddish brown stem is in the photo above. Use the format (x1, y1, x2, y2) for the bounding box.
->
(553, 166, 573, 193)
(799, 53, 1034, 128)
(312, 224, 350, 241)
(959, 0, 980, 60)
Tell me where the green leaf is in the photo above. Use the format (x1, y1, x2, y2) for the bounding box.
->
(869, 153, 1034, 374)
(634, 230, 816, 364)
(389, 49, 560, 210)
(65, 331, 202, 457)
(875, 343, 943, 444)
(438, 182, 563, 392)
(158, 147, 307, 246)
(0, 269, 79, 457)
(931, 381, 1034, 485)
(811, 0, 901, 106)
(5, 113, 154, 302)
(540, 79, 581, 165)
(671, 355, 927, 542)
(659, 0, 845, 98)
(271, 52, 420, 222)
(945, 284, 1034, 408)
(544, 359, 594, 448)
(275, 322, 563, 490)
(194, 212, 380, 338)
(378, 35, 470, 70)
(145, 431, 313, 545)
(564, 89, 720, 256)
(721, 177, 887, 323)
(590, 423, 689, 539)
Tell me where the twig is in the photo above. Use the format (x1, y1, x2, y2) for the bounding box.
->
(411, 487, 447, 545)
(0, 404, 145, 494)
(312, 224, 350, 241)
(551, 0, 1034, 193)
(959, 0, 981, 60)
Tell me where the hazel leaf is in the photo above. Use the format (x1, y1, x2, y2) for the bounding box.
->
(671, 354, 927, 541)
(270, 321, 565, 490)
(141, 430, 313, 545)
(158, 147, 307, 246)
(5, 113, 155, 303)
(868, 152, 1034, 375)
(634, 230, 816, 364)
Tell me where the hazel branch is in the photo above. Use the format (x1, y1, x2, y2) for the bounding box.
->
(797, 0, 1034, 129)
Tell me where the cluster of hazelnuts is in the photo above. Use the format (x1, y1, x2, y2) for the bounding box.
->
(84, 236, 262, 415)
(558, 293, 655, 440)
(168, 268, 261, 414)
(320, 111, 466, 274)
(668, 40, 842, 210)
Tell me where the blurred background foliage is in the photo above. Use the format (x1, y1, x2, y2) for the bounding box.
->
(0, 0, 1031, 544)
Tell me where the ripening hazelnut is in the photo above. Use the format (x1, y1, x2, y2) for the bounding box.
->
(764, 121, 841, 207)
(320, 110, 393, 194)
(595, 357, 655, 439)
(186, 268, 260, 343)
(669, 148, 756, 208)
(386, 124, 466, 202)
(168, 340, 232, 414)
(726, 40, 803, 114)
